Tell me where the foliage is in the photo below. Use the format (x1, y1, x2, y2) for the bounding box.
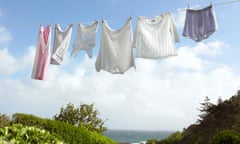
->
(171, 90, 240, 144)
(157, 131, 183, 144)
(209, 130, 240, 144)
(217, 97, 223, 105)
(12, 113, 116, 144)
(0, 124, 64, 144)
(197, 96, 215, 123)
(0, 114, 11, 128)
(54, 102, 107, 133)
(146, 138, 157, 144)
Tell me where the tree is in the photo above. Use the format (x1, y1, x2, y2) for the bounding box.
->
(197, 96, 215, 123)
(217, 96, 223, 105)
(0, 113, 10, 128)
(54, 103, 107, 133)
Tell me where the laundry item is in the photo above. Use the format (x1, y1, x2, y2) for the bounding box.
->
(72, 21, 98, 58)
(31, 25, 51, 80)
(95, 18, 135, 74)
(183, 5, 218, 42)
(132, 13, 180, 59)
(51, 23, 73, 65)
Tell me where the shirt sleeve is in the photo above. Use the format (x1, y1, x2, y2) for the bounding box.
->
(169, 13, 180, 43)
(132, 18, 139, 48)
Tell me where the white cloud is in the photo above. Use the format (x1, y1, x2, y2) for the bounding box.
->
(0, 26, 12, 44)
(0, 46, 35, 76)
(0, 48, 18, 75)
(162, 41, 227, 71)
(193, 41, 227, 56)
(0, 40, 239, 131)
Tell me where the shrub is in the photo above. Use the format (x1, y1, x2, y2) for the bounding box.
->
(158, 131, 183, 144)
(0, 114, 11, 128)
(209, 130, 240, 144)
(146, 138, 157, 144)
(0, 124, 64, 144)
(12, 113, 116, 144)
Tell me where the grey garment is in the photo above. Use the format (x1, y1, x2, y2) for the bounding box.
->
(51, 23, 73, 65)
(183, 5, 218, 42)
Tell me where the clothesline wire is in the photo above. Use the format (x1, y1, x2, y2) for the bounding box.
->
(214, 0, 240, 6)
(1, 0, 240, 27)
(177, 0, 240, 12)
(67, 0, 240, 25)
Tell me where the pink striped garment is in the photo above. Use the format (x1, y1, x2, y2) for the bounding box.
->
(31, 25, 51, 80)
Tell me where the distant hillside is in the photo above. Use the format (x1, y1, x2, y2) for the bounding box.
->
(159, 90, 240, 144)
(156, 90, 240, 144)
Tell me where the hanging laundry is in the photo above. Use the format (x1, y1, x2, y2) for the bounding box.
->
(31, 25, 51, 80)
(72, 21, 98, 58)
(183, 5, 218, 42)
(51, 23, 73, 65)
(95, 18, 135, 74)
(132, 13, 179, 59)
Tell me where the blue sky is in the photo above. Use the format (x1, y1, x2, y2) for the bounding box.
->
(0, 0, 240, 131)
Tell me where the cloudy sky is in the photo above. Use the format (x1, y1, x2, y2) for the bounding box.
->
(0, 0, 240, 131)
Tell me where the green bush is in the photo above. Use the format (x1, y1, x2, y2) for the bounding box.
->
(0, 124, 64, 144)
(0, 114, 11, 128)
(146, 138, 157, 144)
(210, 130, 240, 144)
(158, 131, 183, 144)
(12, 113, 116, 144)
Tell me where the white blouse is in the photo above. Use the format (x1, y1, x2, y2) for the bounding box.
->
(132, 13, 180, 59)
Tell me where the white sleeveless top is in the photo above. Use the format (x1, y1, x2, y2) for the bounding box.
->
(95, 18, 135, 74)
(132, 13, 179, 59)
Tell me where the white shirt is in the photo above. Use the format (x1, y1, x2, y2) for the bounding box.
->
(95, 18, 135, 74)
(51, 23, 73, 65)
(132, 13, 180, 59)
(72, 21, 98, 58)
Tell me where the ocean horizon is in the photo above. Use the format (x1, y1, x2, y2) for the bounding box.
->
(104, 130, 174, 143)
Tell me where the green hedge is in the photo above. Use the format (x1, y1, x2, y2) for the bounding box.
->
(210, 130, 240, 144)
(12, 113, 116, 144)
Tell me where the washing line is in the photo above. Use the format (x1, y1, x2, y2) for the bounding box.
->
(214, 0, 240, 6)
(177, 0, 240, 12)
(1, 0, 240, 27)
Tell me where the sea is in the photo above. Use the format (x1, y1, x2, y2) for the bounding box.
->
(104, 130, 174, 144)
